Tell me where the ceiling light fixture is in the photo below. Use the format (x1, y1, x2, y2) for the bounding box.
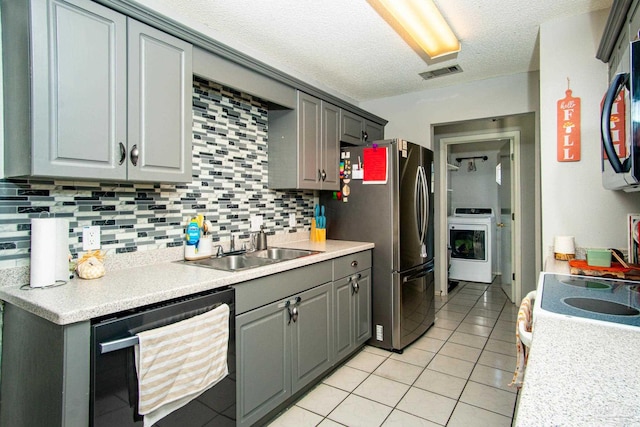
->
(368, 0, 460, 60)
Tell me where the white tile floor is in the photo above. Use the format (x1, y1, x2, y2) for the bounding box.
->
(267, 280, 519, 427)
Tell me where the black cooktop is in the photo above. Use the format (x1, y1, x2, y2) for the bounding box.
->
(540, 274, 640, 327)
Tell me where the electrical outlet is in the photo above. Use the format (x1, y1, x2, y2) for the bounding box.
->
(82, 225, 100, 251)
(250, 215, 264, 232)
(289, 213, 296, 228)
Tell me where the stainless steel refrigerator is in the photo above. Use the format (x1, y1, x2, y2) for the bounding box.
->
(321, 139, 435, 352)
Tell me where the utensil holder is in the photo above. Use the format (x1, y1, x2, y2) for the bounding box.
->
(310, 219, 326, 242)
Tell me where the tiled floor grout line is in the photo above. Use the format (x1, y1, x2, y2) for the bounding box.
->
(440, 283, 515, 425)
(273, 279, 518, 426)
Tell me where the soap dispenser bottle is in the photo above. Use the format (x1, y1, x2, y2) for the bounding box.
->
(256, 225, 268, 250)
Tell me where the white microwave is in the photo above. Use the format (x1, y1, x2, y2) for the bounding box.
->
(601, 40, 640, 192)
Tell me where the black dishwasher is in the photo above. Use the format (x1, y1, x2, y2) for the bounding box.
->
(90, 287, 235, 427)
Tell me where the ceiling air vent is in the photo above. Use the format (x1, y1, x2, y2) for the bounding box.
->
(419, 65, 463, 80)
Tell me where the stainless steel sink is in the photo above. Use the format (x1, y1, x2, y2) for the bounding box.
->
(246, 247, 319, 261)
(181, 247, 320, 272)
(187, 254, 275, 272)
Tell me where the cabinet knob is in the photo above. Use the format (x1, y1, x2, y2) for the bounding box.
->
(321, 169, 327, 181)
(351, 260, 358, 268)
(362, 130, 368, 142)
(130, 145, 139, 166)
(118, 143, 126, 165)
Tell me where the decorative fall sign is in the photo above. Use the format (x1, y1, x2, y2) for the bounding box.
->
(557, 89, 581, 162)
(600, 89, 627, 159)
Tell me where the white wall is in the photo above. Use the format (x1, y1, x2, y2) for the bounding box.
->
(450, 150, 500, 216)
(540, 9, 640, 255)
(360, 71, 540, 149)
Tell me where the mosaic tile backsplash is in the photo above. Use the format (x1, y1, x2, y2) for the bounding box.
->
(0, 76, 315, 269)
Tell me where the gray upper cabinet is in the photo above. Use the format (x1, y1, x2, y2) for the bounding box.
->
(268, 91, 340, 190)
(2, 0, 192, 183)
(365, 120, 385, 143)
(321, 101, 341, 189)
(127, 19, 193, 182)
(340, 109, 385, 145)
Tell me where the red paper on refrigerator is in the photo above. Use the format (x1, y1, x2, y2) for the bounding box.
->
(363, 146, 387, 184)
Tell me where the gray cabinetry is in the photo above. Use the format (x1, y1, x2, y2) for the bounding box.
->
(126, 19, 193, 182)
(268, 91, 340, 190)
(340, 109, 385, 145)
(600, 0, 640, 80)
(290, 283, 333, 392)
(236, 295, 290, 426)
(0, 304, 90, 427)
(234, 250, 372, 426)
(333, 252, 372, 360)
(236, 281, 332, 427)
(2, 0, 192, 183)
(365, 120, 385, 143)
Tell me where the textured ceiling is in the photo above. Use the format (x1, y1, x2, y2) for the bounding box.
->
(135, 0, 613, 103)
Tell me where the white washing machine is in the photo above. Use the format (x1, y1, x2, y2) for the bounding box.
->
(448, 208, 496, 283)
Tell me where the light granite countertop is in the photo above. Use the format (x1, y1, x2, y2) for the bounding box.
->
(0, 239, 373, 325)
(514, 258, 640, 426)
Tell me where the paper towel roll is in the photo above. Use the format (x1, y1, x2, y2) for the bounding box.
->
(30, 218, 69, 288)
(554, 235, 575, 260)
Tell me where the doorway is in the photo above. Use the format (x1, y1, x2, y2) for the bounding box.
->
(441, 133, 519, 302)
(433, 113, 539, 305)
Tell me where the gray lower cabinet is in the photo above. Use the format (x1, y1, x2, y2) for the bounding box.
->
(234, 250, 372, 426)
(0, 304, 90, 427)
(236, 282, 332, 427)
(334, 268, 372, 361)
(2, 0, 192, 183)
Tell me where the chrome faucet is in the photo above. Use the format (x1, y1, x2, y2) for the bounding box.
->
(215, 245, 224, 258)
(230, 234, 236, 252)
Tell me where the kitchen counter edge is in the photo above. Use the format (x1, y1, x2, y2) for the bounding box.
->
(0, 240, 374, 325)
(514, 257, 640, 425)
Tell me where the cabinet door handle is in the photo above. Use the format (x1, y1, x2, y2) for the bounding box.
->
(350, 273, 361, 295)
(130, 145, 139, 166)
(286, 296, 302, 324)
(321, 169, 327, 181)
(362, 130, 368, 142)
(288, 306, 299, 323)
(118, 142, 126, 165)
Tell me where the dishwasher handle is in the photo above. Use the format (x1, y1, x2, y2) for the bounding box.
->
(98, 301, 225, 354)
(100, 336, 139, 354)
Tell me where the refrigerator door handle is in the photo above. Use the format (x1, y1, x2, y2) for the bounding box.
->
(418, 166, 428, 258)
(402, 265, 432, 283)
(422, 165, 429, 254)
(414, 167, 423, 242)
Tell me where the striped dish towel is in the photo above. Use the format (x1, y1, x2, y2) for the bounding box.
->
(134, 303, 230, 427)
(509, 291, 535, 389)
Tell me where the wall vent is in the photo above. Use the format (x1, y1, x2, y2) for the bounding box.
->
(419, 65, 463, 80)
